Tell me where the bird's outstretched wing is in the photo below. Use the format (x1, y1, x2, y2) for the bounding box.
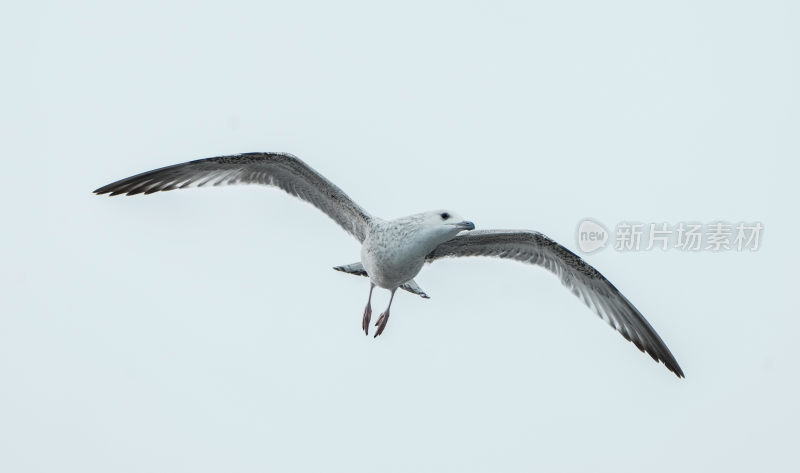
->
(94, 152, 372, 242)
(426, 230, 684, 377)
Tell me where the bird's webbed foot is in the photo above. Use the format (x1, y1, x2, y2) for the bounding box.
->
(362, 283, 375, 336)
(362, 301, 372, 335)
(373, 310, 391, 338)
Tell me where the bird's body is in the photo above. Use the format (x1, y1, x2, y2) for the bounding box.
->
(95, 152, 684, 378)
(362, 224, 426, 289)
(361, 214, 470, 289)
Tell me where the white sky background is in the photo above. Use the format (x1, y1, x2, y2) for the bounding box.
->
(2, 1, 798, 472)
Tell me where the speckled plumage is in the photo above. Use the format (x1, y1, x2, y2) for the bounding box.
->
(361, 215, 449, 289)
(95, 152, 684, 378)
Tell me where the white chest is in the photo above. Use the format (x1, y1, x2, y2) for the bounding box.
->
(360, 226, 429, 289)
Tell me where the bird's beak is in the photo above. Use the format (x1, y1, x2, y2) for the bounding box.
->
(454, 220, 475, 231)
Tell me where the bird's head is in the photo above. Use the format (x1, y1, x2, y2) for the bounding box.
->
(415, 209, 475, 244)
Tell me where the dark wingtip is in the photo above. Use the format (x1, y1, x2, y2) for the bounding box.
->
(94, 183, 122, 195)
(663, 359, 685, 379)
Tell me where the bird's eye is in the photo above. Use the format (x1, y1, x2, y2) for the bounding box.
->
(440, 212, 450, 220)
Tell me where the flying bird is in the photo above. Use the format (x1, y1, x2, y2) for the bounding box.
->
(94, 152, 684, 378)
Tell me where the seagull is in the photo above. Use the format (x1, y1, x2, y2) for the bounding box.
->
(94, 152, 684, 378)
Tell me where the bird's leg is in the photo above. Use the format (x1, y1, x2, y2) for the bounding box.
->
(374, 288, 397, 338)
(362, 283, 375, 336)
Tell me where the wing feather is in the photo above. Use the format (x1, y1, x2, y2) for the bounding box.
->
(426, 230, 684, 377)
(94, 152, 372, 241)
